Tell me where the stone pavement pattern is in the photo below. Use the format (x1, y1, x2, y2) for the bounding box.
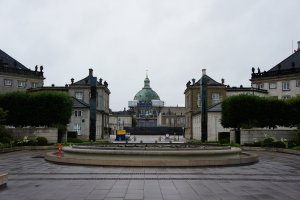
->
(0, 150, 299, 200)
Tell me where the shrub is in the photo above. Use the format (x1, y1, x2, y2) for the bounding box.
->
(218, 132, 230, 144)
(0, 127, 12, 144)
(293, 129, 300, 145)
(67, 138, 83, 143)
(67, 131, 77, 139)
(262, 138, 274, 147)
(292, 146, 300, 150)
(36, 137, 48, 146)
(25, 138, 36, 146)
(244, 142, 262, 147)
(273, 141, 286, 148)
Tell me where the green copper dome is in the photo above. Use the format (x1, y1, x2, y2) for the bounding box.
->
(134, 75, 160, 103)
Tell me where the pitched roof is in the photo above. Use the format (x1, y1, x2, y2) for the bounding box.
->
(196, 75, 223, 86)
(208, 102, 222, 112)
(72, 97, 89, 108)
(74, 76, 92, 85)
(0, 49, 28, 70)
(268, 50, 300, 72)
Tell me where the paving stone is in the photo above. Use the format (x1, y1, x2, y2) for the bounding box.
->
(0, 150, 299, 200)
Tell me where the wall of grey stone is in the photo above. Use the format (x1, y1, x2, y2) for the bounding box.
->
(230, 128, 296, 144)
(5, 128, 58, 144)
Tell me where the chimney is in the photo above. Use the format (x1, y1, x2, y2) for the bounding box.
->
(298, 41, 300, 51)
(89, 68, 93, 76)
(202, 69, 206, 76)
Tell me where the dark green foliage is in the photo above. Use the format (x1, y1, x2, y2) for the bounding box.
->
(218, 132, 230, 144)
(0, 107, 7, 124)
(221, 94, 261, 128)
(293, 128, 300, 145)
(36, 137, 48, 146)
(30, 92, 73, 126)
(67, 131, 77, 139)
(261, 138, 274, 147)
(67, 138, 83, 143)
(132, 117, 137, 127)
(0, 92, 30, 126)
(0, 91, 72, 127)
(272, 141, 286, 148)
(286, 97, 300, 126)
(244, 138, 285, 148)
(244, 142, 262, 147)
(27, 139, 37, 146)
(221, 95, 300, 129)
(55, 124, 67, 143)
(0, 108, 11, 144)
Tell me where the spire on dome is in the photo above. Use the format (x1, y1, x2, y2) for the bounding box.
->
(144, 70, 150, 88)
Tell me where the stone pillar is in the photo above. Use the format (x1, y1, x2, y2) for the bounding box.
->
(200, 69, 208, 142)
(89, 73, 97, 141)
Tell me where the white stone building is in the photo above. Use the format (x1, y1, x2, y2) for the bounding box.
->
(250, 41, 300, 99)
(29, 69, 110, 140)
(0, 49, 44, 94)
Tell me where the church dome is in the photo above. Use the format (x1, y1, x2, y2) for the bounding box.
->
(134, 75, 160, 103)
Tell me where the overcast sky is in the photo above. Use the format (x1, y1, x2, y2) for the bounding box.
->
(1, 0, 300, 110)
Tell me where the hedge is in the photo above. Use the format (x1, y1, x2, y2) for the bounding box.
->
(221, 95, 300, 129)
(0, 91, 72, 127)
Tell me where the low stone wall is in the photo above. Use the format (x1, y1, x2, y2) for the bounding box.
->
(0, 172, 8, 189)
(5, 128, 58, 144)
(230, 128, 296, 145)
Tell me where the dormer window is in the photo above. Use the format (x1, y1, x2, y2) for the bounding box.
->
(75, 92, 84, 100)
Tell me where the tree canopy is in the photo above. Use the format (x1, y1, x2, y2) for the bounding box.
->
(0, 91, 73, 127)
(221, 94, 300, 129)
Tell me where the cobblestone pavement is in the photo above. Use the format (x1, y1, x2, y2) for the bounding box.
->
(0, 150, 299, 200)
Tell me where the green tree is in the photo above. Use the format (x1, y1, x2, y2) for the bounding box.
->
(221, 94, 261, 129)
(132, 116, 137, 127)
(286, 97, 300, 127)
(0, 91, 72, 127)
(0, 108, 7, 124)
(221, 94, 299, 129)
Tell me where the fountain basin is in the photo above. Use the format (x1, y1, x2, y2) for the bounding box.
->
(45, 144, 258, 167)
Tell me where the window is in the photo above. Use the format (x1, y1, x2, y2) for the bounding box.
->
(74, 123, 81, 135)
(31, 82, 38, 88)
(197, 93, 201, 108)
(282, 95, 291, 99)
(258, 83, 264, 89)
(296, 80, 300, 87)
(269, 82, 277, 89)
(212, 93, 220, 105)
(186, 95, 190, 108)
(74, 110, 82, 117)
(4, 79, 12, 86)
(18, 81, 26, 88)
(282, 81, 290, 91)
(75, 92, 84, 100)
